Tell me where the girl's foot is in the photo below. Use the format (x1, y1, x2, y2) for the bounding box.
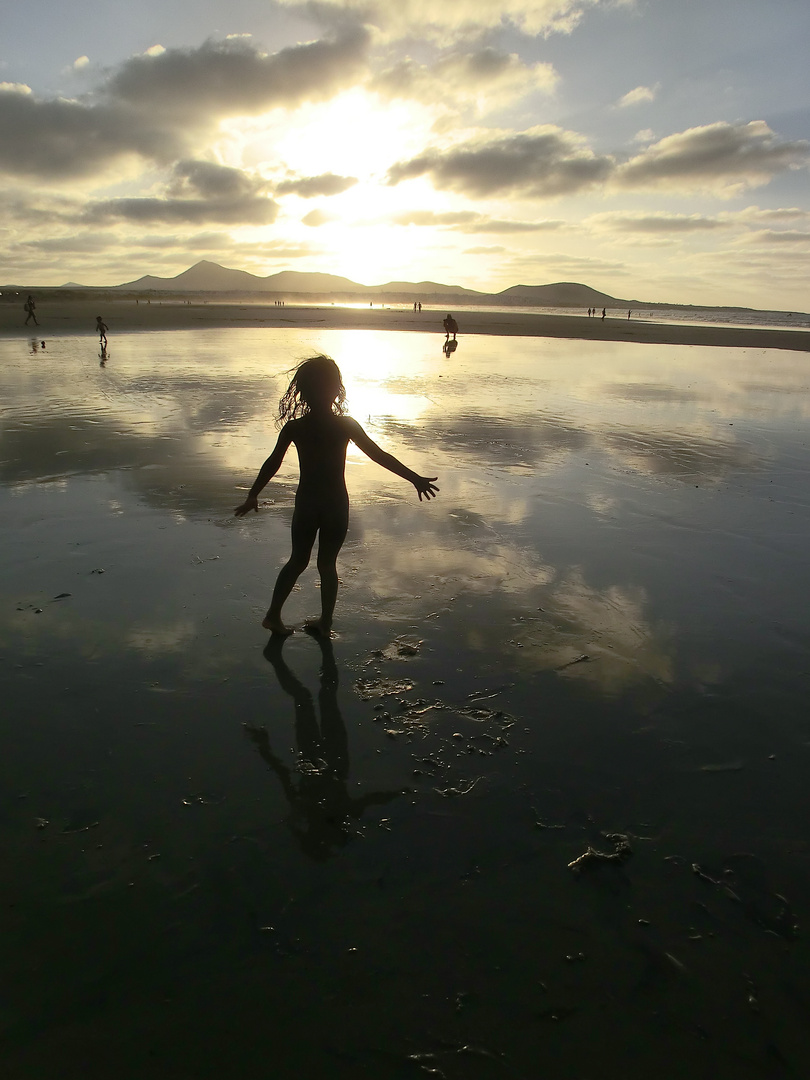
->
(262, 613, 294, 636)
(304, 618, 332, 637)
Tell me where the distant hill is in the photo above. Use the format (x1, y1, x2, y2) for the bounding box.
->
(496, 282, 630, 307)
(119, 260, 373, 295)
(369, 279, 484, 298)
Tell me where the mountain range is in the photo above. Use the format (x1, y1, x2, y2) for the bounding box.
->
(108, 260, 627, 307)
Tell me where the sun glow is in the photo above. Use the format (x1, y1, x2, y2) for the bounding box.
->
(227, 89, 438, 183)
(215, 89, 456, 282)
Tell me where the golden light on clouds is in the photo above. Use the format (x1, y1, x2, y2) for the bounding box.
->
(1, 0, 808, 306)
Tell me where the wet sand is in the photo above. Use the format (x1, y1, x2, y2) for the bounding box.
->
(2, 295, 810, 351)
(2, 328, 810, 1078)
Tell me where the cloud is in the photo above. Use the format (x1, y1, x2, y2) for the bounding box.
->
(616, 84, 658, 108)
(0, 84, 182, 180)
(737, 229, 810, 246)
(615, 121, 810, 194)
(387, 125, 612, 197)
(588, 212, 728, 233)
(390, 208, 565, 233)
(472, 217, 566, 233)
(85, 163, 277, 224)
(167, 159, 269, 200)
(301, 208, 334, 226)
(10, 233, 113, 254)
(84, 196, 278, 225)
(0, 32, 370, 183)
(371, 46, 557, 113)
(391, 209, 481, 226)
(275, 172, 358, 197)
(389, 120, 809, 202)
(731, 205, 810, 224)
(105, 30, 370, 119)
(279, 0, 603, 39)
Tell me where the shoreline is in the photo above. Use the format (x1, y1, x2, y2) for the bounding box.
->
(3, 298, 810, 352)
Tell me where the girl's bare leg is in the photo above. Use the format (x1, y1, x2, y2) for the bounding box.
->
(263, 509, 317, 634)
(305, 508, 348, 636)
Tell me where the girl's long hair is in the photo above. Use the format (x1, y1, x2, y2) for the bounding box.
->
(277, 355, 346, 425)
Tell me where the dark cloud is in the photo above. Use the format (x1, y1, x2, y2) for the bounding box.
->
(387, 127, 613, 197)
(79, 159, 277, 225)
(168, 159, 270, 200)
(106, 31, 370, 118)
(275, 173, 358, 197)
(471, 218, 565, 233)
(0, 86, 180, 179)
(741, 229, 810, 245)
(591, 213, 728, 233)
(386, 121, 808, 203)
(84, 195, 278, 225)
(616, 122, 810, 192)
(0, 31, 370, 184)
(10, 233, 111, 254)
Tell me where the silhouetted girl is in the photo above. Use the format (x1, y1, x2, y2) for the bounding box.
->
(235, 355, 438, 635)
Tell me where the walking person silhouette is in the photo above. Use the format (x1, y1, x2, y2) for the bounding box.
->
(234, 355, 438, 636)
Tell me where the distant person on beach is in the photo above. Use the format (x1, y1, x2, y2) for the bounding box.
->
(601, 308, 606, 320)
(628, 309, 631, 319)
(443, 313, 458, 340)
(24, 295, 38, 326)
(234, 355, 438, 636)
(96, 316, 108, 347)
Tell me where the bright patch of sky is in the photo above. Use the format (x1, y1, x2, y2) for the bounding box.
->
(1, 0, 808, 307)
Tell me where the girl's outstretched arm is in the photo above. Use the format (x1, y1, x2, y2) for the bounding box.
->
(234, 423, 294, 516)
(346, 418, 439, 501)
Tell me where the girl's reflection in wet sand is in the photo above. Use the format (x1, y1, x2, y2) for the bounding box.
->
(245, 634, 403, 861)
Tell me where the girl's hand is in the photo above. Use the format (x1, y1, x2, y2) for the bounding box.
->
(234, 495, 259, 516)
(413, 476, 439, 501)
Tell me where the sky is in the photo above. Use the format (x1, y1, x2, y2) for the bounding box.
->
(2, 0, 809, 308)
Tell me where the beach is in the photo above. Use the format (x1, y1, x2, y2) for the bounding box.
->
(3, 295, 810, 351)
(2, 324, 810, 1079)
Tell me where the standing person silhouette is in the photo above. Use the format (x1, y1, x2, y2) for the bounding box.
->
(234, 355, 438, 636)
(96, 315, 108, 347)
(443, 313, 458, 340)
(24, 295, 38, 326)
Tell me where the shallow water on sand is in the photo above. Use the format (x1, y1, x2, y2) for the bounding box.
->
(3, 328, 810, 1078)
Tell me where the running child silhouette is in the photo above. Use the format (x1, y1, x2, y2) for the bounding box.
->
(234, 355, 439, 636)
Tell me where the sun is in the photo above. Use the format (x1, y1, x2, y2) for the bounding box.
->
(217, 89, 471, 284)
(226, 88, 438, 185)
